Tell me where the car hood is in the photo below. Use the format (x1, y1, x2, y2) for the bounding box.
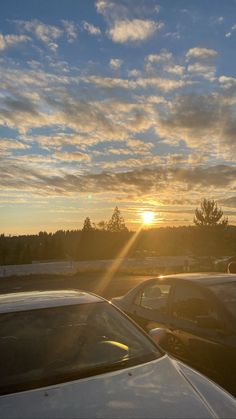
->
(0, 355, 235, 418)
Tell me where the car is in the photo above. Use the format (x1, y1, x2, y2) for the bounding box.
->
(0, 290, 235, 419)
(112, 273, 236, 396)
(214, 255, 236, 272)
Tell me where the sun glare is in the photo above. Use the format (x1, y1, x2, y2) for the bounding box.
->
(142, 211, 155, 225)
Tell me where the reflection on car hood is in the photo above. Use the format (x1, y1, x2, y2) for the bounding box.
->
(0, 355, 235, 418)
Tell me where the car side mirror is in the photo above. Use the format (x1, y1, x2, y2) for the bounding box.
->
(149, 328, 166, 345)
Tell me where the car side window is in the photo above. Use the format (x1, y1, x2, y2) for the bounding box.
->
(135, 283, 171, 314)
(172, 284, 221, 328)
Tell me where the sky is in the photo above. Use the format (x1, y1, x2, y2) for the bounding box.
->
(0, 0, 236, 235)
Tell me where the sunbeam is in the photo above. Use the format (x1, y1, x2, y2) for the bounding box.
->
(95, 225, 143, 296)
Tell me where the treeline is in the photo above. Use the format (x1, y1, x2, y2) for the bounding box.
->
(0, 206, 131, 265)
(1, 225, 236, 266)
(134, 225, 236, 257)
(1, 201, 236, 266)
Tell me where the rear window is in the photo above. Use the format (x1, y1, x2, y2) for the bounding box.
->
(0, 301, 161, 394)
(208, 282, 236, 317)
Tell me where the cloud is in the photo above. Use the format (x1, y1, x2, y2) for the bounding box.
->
(83, 21, 101, 36)
(128, 69, 141, 78)
(216, 16, 224, 24)
(109, 58, 123, 70)
(53, 151, 91, 162)
(94, 138, 153, 157)
(1, 67, 72, 91)
(29, 133, 104, 150)
(225, 23, 236, 38)
(146, 51, 173, 63)
(164, 31, 181, 40)
(158, 94, 218, 140)
(99, 156, 162, 170)
(1, 63, 234, 169)
(0, 138, 30, 150)
(145, 51, 184, 77)
(127, 138, 153, 151)
(96, 0, 129, 21)
(96, 0, 161, 22)
(187, 62, 216, 80)
(96, 1, 164, 44)
(9, 154, 55, 165)
(108, 19, 163, 43)
(166, 152, 208, 166)
(0, 68, 157, 139)
(87, 75, 192, 91)
(142, 95, 166, 104)
(0, 33, 30, 51)
(95, 147, 138, 156)
(0, 63, 192, 145)
(219, 75, 236, 89)
(186, 47, 218, 60)
(172, 165, 236, 189)
(1, 159, 236, 199)
(164, 65, 185, 76)
(220, 196, 236, 208)
(156, 93, 236, 154)
(62, 20, 77, 42)
(0, 91, 49, 133)
(17, 19, 63, 51)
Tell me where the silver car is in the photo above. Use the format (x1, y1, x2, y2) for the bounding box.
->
(0, 290, 235, 418)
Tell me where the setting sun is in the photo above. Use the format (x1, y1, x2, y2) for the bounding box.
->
(142, 211, 155, 225)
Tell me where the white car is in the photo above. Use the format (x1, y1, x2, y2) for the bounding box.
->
(0, 290, 235, 419)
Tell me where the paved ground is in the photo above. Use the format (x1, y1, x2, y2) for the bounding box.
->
(0, 273, 154, 299)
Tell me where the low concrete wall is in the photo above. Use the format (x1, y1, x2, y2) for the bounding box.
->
(0, 261, 77, 278)
(0, 256, 195, 278)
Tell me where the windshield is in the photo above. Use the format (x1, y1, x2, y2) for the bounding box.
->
(208, 282, 236, 318)
(0, 301, 162, 394)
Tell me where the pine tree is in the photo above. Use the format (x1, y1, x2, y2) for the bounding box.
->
(82, 217, 93, 231)
(194, 199, 228, 227)
(107, 206, 128, 232)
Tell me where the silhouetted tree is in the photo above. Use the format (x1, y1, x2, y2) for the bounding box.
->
(96, 220, 108, 231)
(82, 217, 93, 231)
(194, 199, 228, 227)
(107, 206, 128, 232)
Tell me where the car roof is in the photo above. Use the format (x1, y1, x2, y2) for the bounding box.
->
(0, 290, 104, 314)
(159, 273, 236, 286)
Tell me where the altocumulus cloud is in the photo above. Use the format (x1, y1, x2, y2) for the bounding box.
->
(1, 161, 236, 198)
(186, 47, 218, 60)
(53, 151, 91, 163)
(109, 58, 123, 70)
(108, 19, 163, 43)
(62, 20, 77, 43)
(156, 93, 236, 154)
(15, 19, 63, 51)
(0, 33, 30, 51)
(83, 21, 101, 36)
